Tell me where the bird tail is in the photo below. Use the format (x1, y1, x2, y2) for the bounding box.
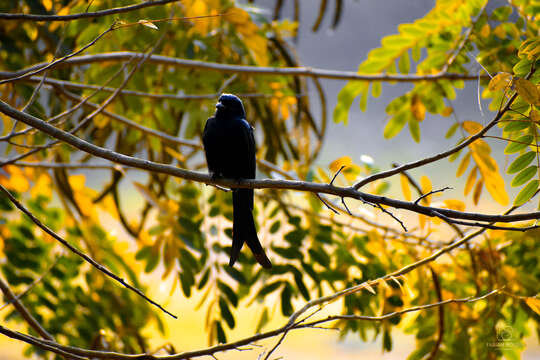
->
(231, 189, 272, 268)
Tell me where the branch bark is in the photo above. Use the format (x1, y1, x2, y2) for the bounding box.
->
(0, 0, 179, 21)
(0, 52, 489, 83)
(1, 99, 539, 225)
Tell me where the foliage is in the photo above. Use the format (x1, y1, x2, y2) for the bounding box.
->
(0, 0, 540, 359)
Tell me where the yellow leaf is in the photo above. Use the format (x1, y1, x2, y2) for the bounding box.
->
(443, 199, 465, 211)
(441, 107, 453, 117)
(488, 72, 512, 92)
(418, 213, 427, 229)
(329, 156, 352, 173)
(456, 152, 471, 177)
(164, 146, 186, 162)
(316, 167, 331, 183)
(68, 174, 86, 191)
(43, 0, 53, 11)
(473, 179, 483, 205)
(479, 24, 490, 38)
(462, 120, 483, 135)
(93, 114, 109, 128)
(470, 142, 509, 205)
(411, 95, 426, 121)
(525, 297, 540, 316)
(420, 176, 432, 205)
(531, 109, 540, 124)
(363, 283, 376, 295)
(0, 166, 30, 193)
(31, 173, 52, 198)
(493, 24, 506, 39)
(22, 23, 38, 41)
(515, 78, 540, 105)
(464, 166, 477, 195)
(138, 19, 159, 30)
(400, 174, 412, 201)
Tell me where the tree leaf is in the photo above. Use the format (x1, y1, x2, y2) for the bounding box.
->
(400, 174, 412, 201)
(514, 78, 540, 105)
(507, 151, 536, 174)
(514, 180, 539, 206)
(138, 19, 159, 30)
(462, 120, 483, 135)
(456, 151, 471, 177)
(504, 135, 534, 154)
(525, 297, 540, 316)
(488, 72, 512, 91)
(219, 297, 235, 329)
(511, 166, 538, 187)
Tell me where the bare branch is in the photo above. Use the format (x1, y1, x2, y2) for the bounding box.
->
(354, 95, 518, 189)
(0, 184, 177, 319)
(24, 75, 301, 101)
(0, 0, 179, 21)
(414, 187, 452, 205)
(0, 277, 54, 341)
(0, 52, 489, 84)
(2, 99, 540, 225)
(0, 290, 499, 360)
(0, 23, 117, 85)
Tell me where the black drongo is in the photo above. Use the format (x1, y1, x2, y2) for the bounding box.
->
(202, 94, 272, 269)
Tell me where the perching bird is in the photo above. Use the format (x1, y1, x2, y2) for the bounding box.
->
(202, 94, 272, 269)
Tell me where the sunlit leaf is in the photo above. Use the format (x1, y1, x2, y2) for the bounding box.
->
(508, 151, 536, 174)
(514, 180, 539, 206)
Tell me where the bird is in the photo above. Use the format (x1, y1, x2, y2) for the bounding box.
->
(202, 94, 272, 269)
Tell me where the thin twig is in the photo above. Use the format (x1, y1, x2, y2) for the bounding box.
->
(0, 23, 117, 85)
(3, 100, 540, 224)
(0, 52, 490, 84)
(414, 187, 452, 205)
(0, 0, 179, 21)
(316, 193, 339, 214)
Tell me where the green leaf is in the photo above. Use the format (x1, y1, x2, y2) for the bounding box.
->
(445, 122, 459, 139)
(508, 151, 536, 174)
(197, 268, 210, 290)
(280, 283, 293, 316)
(215, 321, 227, 343)
(398, 51, 410, 74)
(219, 297, 235, 329)
(408, 118, 420, 142)
(514, 180, 539, 206)
(384, 110, 409, 139)
(217, 281, 238, 307)
(293, 271, 310, 301)
(504, 135, 534, 154)
(257, 281, 283, 298)
(503, 120, 530, 132)
(513, 58, 533, 77)
(511, 166, 537, 187)
(223, 266, 246, 284)
(334, 81, 368, 124)
(371, 81, 382, 98)
(269, 220, 281, 234)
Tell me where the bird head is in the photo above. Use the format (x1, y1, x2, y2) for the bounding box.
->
(216, 94, 246, 117)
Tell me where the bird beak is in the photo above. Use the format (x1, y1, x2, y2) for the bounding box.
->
(216, 102, 225, 110)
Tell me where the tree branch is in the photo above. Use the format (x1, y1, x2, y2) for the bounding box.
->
(0, 0, 179, 21)
(1, 98, 539, 225)
(0, 52, 489, 84)
(0, 290, 499, 360)
(0, 184, 177, 319)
